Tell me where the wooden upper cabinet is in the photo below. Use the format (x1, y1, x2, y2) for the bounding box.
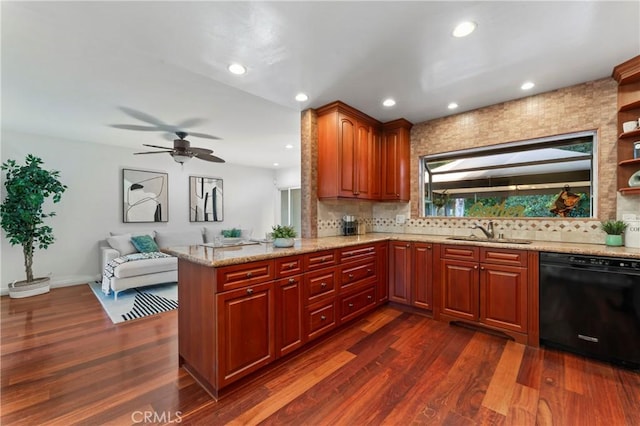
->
(316, 101, 411, 201)
(317, 102, 381, 200)
(381, 119, 412, 201)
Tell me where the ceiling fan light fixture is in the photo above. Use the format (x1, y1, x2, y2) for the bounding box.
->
(171, 152, 193, 164)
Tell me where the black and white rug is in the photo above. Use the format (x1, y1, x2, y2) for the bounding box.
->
(88, 281, 177, 324)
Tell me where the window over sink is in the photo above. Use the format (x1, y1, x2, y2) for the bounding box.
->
(420, 131, 597, 218)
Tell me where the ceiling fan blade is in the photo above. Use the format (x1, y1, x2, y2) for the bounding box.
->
(142, 144, 173, 150)
(176, 118, 207, 129)
(195, 153, 225, 163)
(134, 151, 173, 155)
(118, 107, 168, 127)
(111, 124, 163, 131)
(188, 132, 222, 140)
(189, 147, 214, 155)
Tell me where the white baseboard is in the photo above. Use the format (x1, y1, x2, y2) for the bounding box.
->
(0, 274, 98, 296)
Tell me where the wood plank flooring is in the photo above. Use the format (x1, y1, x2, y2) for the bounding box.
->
(2, 285, 639, 425)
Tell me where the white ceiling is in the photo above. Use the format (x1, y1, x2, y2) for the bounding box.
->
(2, 1, 639, 169)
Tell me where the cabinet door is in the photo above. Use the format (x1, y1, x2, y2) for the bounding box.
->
(276, 276, 305, 357)
(480, 264, 528, 333)
(412, 243, 433, 310)
(217, 282, 275, 387)
(388, 241, 411, 305)
(338, 113, 357, 197)
(370, 127, 382, 199)
(354, 120, 372, 198)
(440, 258, 478, 321)
(381, 123, 411, 201)
(376, 242, 389, 303)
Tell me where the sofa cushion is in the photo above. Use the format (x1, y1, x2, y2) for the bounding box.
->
(113, 256, 177, 278)
(155, 229, 203, 248)
(130, 235, 159, 253)
(106, 234, 138, 256)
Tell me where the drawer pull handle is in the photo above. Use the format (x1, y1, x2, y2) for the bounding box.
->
(367, 295, 373, 300)
(320, 315, 326, 321)
(246, 271, 253, 278)
(348, 303, 354, 307)
(367, 269, 372, 273)
(289, 278, 296, 284)
(246, 288, 254, 295)
(321, 282, 327, 288)
(348, 274, 354, 279)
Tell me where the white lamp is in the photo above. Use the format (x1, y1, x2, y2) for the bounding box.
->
(171, 152, 192, 164)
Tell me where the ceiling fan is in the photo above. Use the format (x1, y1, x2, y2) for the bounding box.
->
(110, 107, 224, 164)
(134, 131, 225, 164)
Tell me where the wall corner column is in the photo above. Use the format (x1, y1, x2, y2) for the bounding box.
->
(301, 108, 318, 238)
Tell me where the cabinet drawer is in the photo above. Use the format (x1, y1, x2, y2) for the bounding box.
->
(340, 285, 376, 323)
(216, 260, 275, 292)
(304, 250, 337, 271)
(340, 258, 376, 289)
(339, 244, 376, 263)
(480, 248, 528, 267)
(442, 244, 480, 261)
(307, 301, 336, 340)
(275, 255, 303, 278)
(304, 268, 337, 304)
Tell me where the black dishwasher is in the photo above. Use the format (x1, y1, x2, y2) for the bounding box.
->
(539, 252, 640, 369)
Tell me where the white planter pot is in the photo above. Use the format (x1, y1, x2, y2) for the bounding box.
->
(8, 277, 51, 298)
(272, 238, 295, 248)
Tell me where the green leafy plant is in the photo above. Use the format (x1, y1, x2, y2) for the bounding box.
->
(221, 228, 241, 238)
(271, 225, 296, 239)
(600, 220, 628, 235)
(0, 155, 67, 283)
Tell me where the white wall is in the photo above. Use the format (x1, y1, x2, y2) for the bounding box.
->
(1, 130, 278, 292)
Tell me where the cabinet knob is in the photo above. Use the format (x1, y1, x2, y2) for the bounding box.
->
(288, 264, 295, 269)
(427, 246, 432, 250)
(480, 266, 485, 270)
(367, 269, 372, 273)
(289, 278, 296, 284)
(321, 282, 327, 288)
(406, 243, 410, 248)
(320, 257, 326, 263)
(367, 295, 373, 300)
(348, 303, 354, 308)
(320, 315, 326, 321)
(349, 273, 354, 279)
(246, 271, 253, 278)
(474, 265, 478, 270)
(246, 288, 254, 295)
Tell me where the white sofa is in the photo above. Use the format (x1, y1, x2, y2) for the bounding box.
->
(100, 229, 204, 299)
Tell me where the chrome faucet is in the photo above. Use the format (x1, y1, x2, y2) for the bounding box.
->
(472, 221, 495, 239)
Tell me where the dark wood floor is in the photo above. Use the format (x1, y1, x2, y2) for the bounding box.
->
(2, 285, 639, 425)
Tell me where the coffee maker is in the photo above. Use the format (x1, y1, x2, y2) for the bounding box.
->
(342, 215, 358, 236)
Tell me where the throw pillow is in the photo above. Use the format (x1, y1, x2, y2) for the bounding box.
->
(106, 234, 138, 255)
(130, 235, 159, 253)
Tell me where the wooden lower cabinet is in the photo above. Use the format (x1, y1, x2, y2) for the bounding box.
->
(388, 241, 434, 311)
(306, 300, 337, 340)
(480, 264, 528, 333)
(275, 276, 305, 357)
(440, 258, 479, 321)
(376, 242, 389, 303)
(437, 245, 529, 343)
(340, 285, 376, 323)
(388, 241, 411, 304)
(216, 281, 276, 388)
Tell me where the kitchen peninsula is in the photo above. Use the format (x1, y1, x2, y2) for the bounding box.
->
(165, 234, 640, 399)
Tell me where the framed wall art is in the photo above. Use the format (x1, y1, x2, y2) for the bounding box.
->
(122, 168, 168, 223)
(189, 176, 223, 222)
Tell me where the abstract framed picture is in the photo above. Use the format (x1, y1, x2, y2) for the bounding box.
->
(189, 176, 223, 222)
(122, 168, 168, 223)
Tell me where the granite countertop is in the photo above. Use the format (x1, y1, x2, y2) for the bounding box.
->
(163, 233, 640, 267)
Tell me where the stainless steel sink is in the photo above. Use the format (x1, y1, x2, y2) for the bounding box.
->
(446, 236, 532, 245)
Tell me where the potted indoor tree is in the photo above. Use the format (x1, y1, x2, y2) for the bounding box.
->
(600, 219, 628, 247)
(270, 225, 296, 248)
(1, 155, 67, 298)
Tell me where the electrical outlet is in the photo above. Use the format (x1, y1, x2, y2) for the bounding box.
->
(395, 214, 405, 225)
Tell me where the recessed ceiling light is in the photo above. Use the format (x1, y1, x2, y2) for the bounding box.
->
(521, 81, 535, 90)
(448, 102, 459, 110)
(285, 144, 294, 149)
(382, 98, 396, 107)
(228, 63, 246, 75)
(273, 162, 279, 167)
(452, 21, 477, 38)
(295, 93, 309, 102)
